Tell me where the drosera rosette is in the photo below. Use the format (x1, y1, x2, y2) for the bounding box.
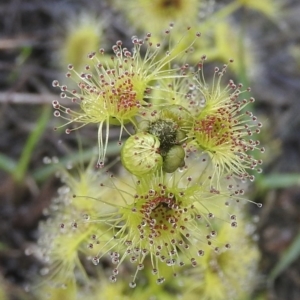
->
(83, 156, 253, 288)
(52, 26, 201, 168)
(180, 206, 260, 300)
(34, 160, 118, 296)
(121, 104, 193, 175)
(185, 57, 264, 183)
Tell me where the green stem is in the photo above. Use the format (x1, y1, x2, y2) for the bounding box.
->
(13, 105, 51, 184)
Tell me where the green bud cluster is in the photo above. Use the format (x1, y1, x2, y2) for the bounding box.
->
(121, 104, 192, 174)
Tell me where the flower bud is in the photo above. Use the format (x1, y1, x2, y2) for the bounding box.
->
(162, 145, 185, 173)
(121, 132, 163, 176)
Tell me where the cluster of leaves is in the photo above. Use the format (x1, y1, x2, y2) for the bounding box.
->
(36, 29, 262, 300)
(32, 0, 280, 299)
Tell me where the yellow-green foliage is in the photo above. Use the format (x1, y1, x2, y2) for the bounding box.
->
(72, 156, 256, 288)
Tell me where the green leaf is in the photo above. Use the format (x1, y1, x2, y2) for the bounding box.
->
(258, 173, 300, 189)
(13, 105, 51, 183)
(269, 231, 300, 281)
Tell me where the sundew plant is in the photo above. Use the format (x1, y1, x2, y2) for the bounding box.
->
(40, 22, 263, 299)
